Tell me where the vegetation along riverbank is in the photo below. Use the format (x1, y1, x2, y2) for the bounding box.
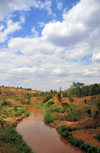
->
(0, 83, 100, 152)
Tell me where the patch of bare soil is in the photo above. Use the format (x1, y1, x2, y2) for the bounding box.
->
(72, 129, 100, 147)
(52, 97, 61, 106)
(55, 118, 96, 129)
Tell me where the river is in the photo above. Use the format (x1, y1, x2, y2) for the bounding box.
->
(16, 108, 82, 153)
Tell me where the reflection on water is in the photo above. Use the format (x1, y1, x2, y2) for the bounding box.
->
(16, 109, 82, 153)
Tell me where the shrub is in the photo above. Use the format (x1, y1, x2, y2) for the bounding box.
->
(24, 110, 30, 117)
(0, 118, 5, 126)
(58, 126, 72, 138)
(66, 109, 82, 121)
(49, 107, 66, 113)
(58, 125, 100, 153)
(1, 100, 11, 106)
(0, 125, 34, 153)
(47, 101, 54, 106)
(44, 110, 53, 123)
(86, 109, 91, 118)
(68, 95, 73, 102)
(97, 102, 100, 110)
(61, 102, 69, 107)
(93, 110, 99, 120)
(62, 91, 68, 97)
(96, 133, 100, 141)
(57, 93, 61, 101)
(43, 95, 52, 103)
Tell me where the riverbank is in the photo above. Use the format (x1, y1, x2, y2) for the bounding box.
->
(0, 106, 34, 153)
(43, 107, 100, 153)
(0, 124, 34, 153)
(16, 108, 82, 153)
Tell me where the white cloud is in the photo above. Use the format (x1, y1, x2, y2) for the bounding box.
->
(20, 15, 25, 23)
(56, 0, 63, 10)
(42, 0, 100, 47)
(31, 27, 39, 37)
(0, 24, 5, 32)
(0, 0, 53, 21)
(0, 20, 21, 43)
(0, 0, 100, 90)
(38, 21, 45, 28)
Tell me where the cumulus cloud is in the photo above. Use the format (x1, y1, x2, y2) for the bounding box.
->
(42, 0, 100, 47)
(0, 0, 100, 90)
(0, 20, 21, 43)
(0, 0, 53, 21)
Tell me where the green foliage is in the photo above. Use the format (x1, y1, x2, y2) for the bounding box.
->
(57, 92, 61, 101)
(68, 95, 73, 102)
(96, 133, 100, 141)
(24, 110, 30, 117)
(0, 107, 26, 118)
(32, 93, 38, 97)
(66, 109, 82, 121)
(61, 102, 69, 107)
(49, 107, 67, 113)
(1, 100, 11, 106)
(86, 109, 91, 118)
(69, 82, 100, 97)
(58, 126, 72, 137)
(47, 101, 54, 106)
(97, 102, 100, 110)
(93, 110, 99, 120)
(43, 95, 52, 103)
(62, 91, 68, 97)
(44, 109, 53, 123)
(58, 126, 100, 153)
(0, 125, 34, 153)
(0, 118, 6, 126)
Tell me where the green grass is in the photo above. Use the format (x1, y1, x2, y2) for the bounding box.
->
(58, 126, 100, 153)
(44, 109, 53, 123)
(0, 124, 34, 153)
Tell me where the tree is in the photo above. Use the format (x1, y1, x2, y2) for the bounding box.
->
(97, 102, 100, 110)
(57, 92, 61, 102)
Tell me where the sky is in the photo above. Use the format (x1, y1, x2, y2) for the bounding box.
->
(0, 0, 100, 91)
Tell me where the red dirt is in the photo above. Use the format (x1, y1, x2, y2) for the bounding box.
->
(72, 129, 100, 147)
(52, 97, 61, 106)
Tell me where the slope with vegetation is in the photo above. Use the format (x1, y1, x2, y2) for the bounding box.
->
(0, 83, 100, 153)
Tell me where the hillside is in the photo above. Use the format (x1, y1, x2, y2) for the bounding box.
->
(0, 84, 100, 153)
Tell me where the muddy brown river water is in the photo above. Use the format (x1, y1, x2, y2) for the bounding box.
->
(16, 109, 82, 153)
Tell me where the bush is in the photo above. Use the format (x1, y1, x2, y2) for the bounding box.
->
(49, 107, 66, 113)
(66, 109, 82, 121)
(97, 102, 100, 110)
(58, 126, 72, 137)
(61, 102, 69, 107)
(43, 95, 52, 103)
(0, 118, 5, 126)
(62, 91, 68, 97)
(57, 93, 61, 101)
(47, 101, 54, 106)
(93, 110, 99, 120)
(24, 110, 30, 117)
(58, 125, 100, 153)
(96, 133, 100, 141)
(44, 110, 53, 123)
(1, 100, 11, 106)
(68, 95, 73, 102)
(0, 125, 34, 153)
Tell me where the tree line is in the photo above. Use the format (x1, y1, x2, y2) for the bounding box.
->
(67, 82, 100, 97)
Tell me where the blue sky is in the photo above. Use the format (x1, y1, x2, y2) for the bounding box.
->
(0, 0, 100, 91)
